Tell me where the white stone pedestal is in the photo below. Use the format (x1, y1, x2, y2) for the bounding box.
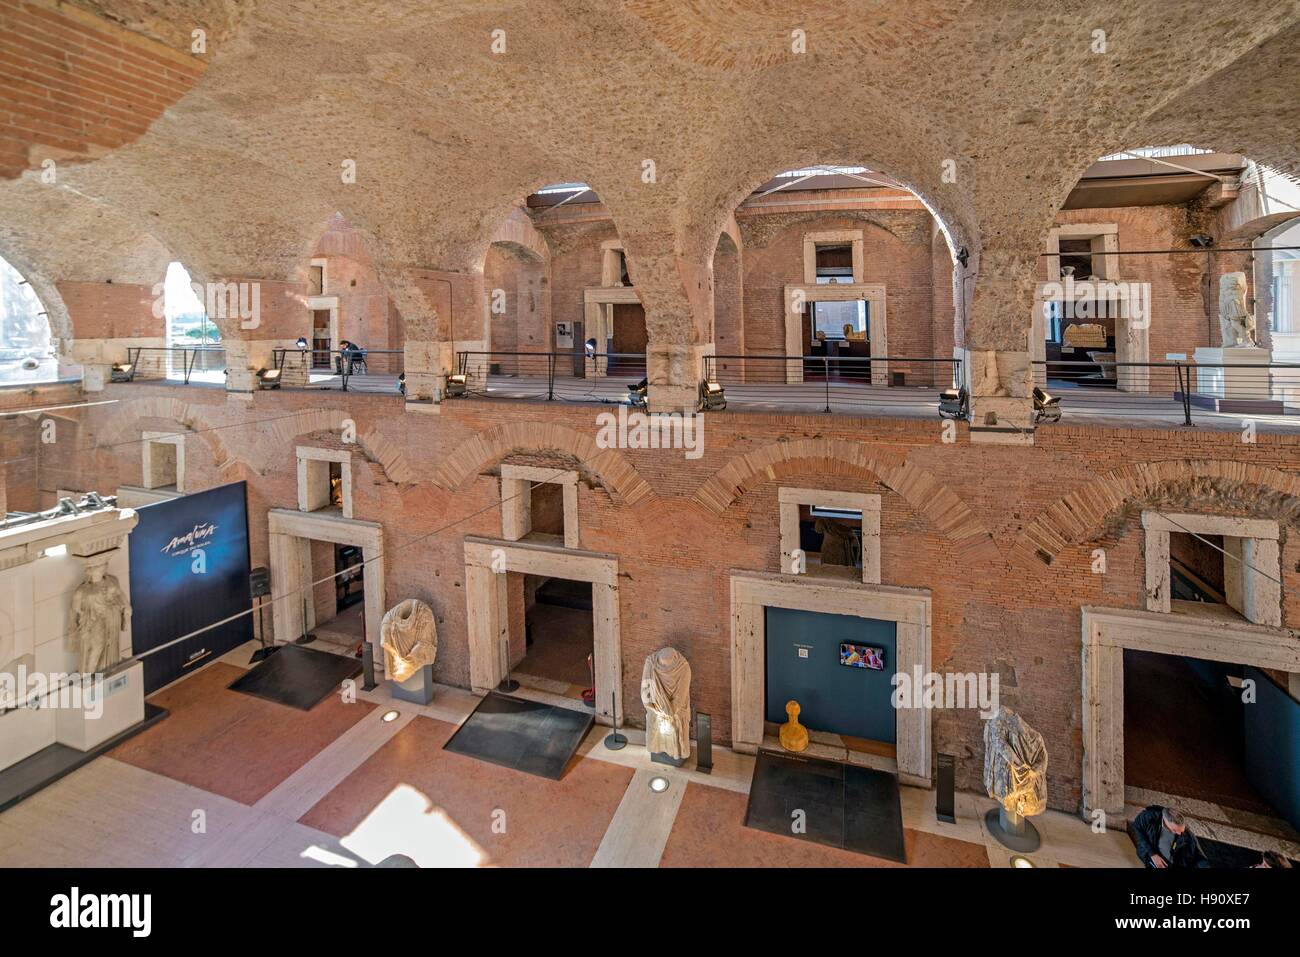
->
(1191, 346, 1280, 413)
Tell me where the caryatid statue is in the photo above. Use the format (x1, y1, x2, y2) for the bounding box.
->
(69, 560, 131, 675)
(640, 647, 692, 761)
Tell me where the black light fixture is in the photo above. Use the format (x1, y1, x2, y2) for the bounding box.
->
(110, 362, 134, 383)
(627, 377, 648, 409)
(698, 378, 726, 411)
(938, 386, 967, 419)
(255, 367, 282, 389)
(1032, 385, 1061, 424)
(1189, 233, 1215, 248)
(445, 372, 468, 398)
(584, 337, 597, 358)
(604, 691, 627, 751)
(295, 336, 309, 352)
(956, 246, 970, 268)
(397, 372, 406, 396)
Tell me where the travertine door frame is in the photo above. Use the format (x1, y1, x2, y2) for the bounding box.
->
(464, 535, 621, 726)
(1141, 510, 1281, 627)
(782, 281, 887, 384)
(582, 285, 641, 376)
(267, 508, 384, 656)
(730, 570, 932, 786)
(777, 487, 881, 583)
(1080, 606, 1299, 823)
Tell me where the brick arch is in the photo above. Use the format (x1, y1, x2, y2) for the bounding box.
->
(691, 437, 998, 559)
(432, 422, 655, 507)
(1011, 459, 1300, 567)
(95, 399, 412, 485)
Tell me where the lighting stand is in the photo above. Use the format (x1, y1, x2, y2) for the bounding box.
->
(496, 635, 519, 692)
(293, 597, 315, 645)
(249, 594, 279, 663)
(603, 691, 627, 751)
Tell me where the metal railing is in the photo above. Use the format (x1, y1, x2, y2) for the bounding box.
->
(703, 354, 963, 415)
(1034, 358, 1300, 425)
(453, 351, 645, 403)
(272, 347, 405, 393)
(124, 346, 226, 384)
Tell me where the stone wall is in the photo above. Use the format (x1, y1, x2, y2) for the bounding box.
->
(35, 381, 1300, 813)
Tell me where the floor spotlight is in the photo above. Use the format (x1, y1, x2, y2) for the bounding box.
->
(699, 378, 726, 411)
(255, 367, 282, 389)
(1033, 386, 1061, 424)
(938, 386, 967, 419)
(110, 362, 135, 383)
(627, 377, 648, 409)
(381, 709, 400, 723)
(445, 372, 468, 398)
(648, 775, 670, 793)
(1010, 855, 1035, 868)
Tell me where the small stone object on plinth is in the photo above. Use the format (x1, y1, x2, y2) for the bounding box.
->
(983, 706, 1047, 852)
(778, 700, 808, 753)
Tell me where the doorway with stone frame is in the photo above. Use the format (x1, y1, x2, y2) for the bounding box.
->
(463, 536, 622, 727)
(730, 570, 932, 787)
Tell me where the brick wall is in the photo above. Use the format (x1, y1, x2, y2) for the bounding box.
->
(0, 0, 204, 179)
(44, 382, 1300, 813)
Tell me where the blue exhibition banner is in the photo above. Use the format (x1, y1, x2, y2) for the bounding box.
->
(127, 481, 253, 692)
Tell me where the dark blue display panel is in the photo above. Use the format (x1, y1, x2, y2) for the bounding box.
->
(1244, 666, 1300, 832)
(765, 607, 897, 743)
(128, 482, 253, 693)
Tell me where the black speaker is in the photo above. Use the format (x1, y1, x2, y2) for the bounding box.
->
(249, 566, 271, 598)
(936, 752, 956, 824)
(695, 711, 712, 775)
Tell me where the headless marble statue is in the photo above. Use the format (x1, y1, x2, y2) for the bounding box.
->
(641, 647, 692, 761)
(1219, 271, 1256, 347)
(69, 562, 131, 675)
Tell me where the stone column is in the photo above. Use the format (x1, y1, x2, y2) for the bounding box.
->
(57, 280, 163, 391)
(386, 268, 486, 410)
(962, 247, 1036, 443)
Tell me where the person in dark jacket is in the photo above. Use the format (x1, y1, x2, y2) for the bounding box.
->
(1132, 806, 1210, 868)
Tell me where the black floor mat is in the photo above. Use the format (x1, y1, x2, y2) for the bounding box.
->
(744, 749, 907, 863)
(227, 643, 361, 710)
(443, 692, 593, 780)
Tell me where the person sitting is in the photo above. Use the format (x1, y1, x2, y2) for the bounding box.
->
(1131, 806, 1210, 869)
(339, 340, 367, 375)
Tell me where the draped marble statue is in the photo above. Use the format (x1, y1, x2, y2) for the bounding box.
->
(69, 561, 131, 675)
(983, 706, 1048, 818)
(640, 647, 692, 761)
(1219, 271, 1256, 347)
(380, 599, 437, 682)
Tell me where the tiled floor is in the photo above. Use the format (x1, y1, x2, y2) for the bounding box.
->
(659, 783, 990, 868)
(0, 641, 1153, 869)
(110, 661, 375, 805)
(299, 715, 632, 867)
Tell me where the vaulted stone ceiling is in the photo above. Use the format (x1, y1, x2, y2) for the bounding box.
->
(1, 0, 1297, 348)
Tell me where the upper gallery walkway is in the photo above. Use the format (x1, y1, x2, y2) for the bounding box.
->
(56, 344, 1300, 433)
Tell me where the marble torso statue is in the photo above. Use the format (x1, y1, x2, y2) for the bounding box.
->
(982, 706, 1048, 818)
(70, 564, 131, 675)
(1219, 271, 1256, 347)
(640, 647, 692, 759)
(380, 599, 437, 682)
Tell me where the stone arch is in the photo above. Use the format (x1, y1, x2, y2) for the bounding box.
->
(1011, 459, 1300, 567)
(0, 244, 70, 347)
(431, 421, 655, 507)
(691, 437, 997, 560)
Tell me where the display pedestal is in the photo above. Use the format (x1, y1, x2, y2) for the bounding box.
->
(390, 663, 434, 705)
(984, 806, 1042, 852)
(1190, 346, 1281, 414)
(650, 751, 686, 768)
